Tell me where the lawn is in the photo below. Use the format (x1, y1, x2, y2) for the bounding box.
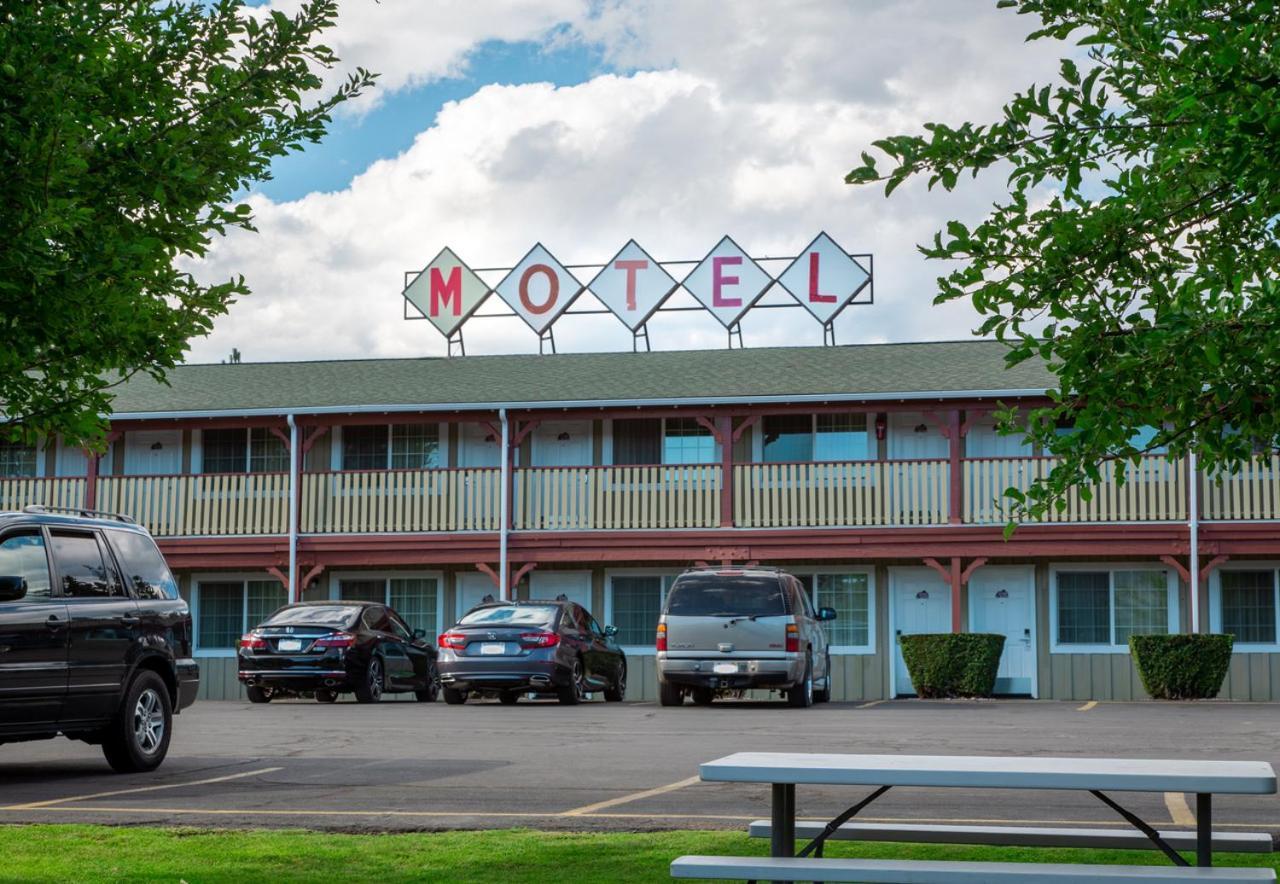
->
(0, 825, 1276, 882)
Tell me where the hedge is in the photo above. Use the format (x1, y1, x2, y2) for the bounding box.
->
(898, 633, 1005, 698)
(1129, 634, 1234, 700)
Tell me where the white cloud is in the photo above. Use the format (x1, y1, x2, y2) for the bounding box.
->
(186, 1, 1066, 363)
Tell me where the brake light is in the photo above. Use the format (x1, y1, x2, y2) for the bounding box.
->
(520, 631, 560, 649)
(313, 632, 355, 649)
(438, 632, 467, 650)
(656, 622, 668, 652)
(785, 623, 799, 653)
(238, 633, 267, 651)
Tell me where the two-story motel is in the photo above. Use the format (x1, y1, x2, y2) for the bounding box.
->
(3, 340, 1278, 702)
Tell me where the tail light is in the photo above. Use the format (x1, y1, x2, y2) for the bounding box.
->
(785, 623, 799, 653)
(314, 632, 355, 649)
(520, 631, 560, 649)
(238, 633, 267, 651)
(438, 632, 467, 650)
(656, 622, 668, 652)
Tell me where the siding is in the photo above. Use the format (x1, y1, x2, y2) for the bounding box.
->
(195, 656, 246, 701)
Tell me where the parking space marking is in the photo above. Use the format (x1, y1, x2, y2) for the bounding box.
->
(1077, 700, 1098, 711)
(1164, 792, 1196, 826)
(856, 700, 885, 709)
(560, 775, 702, 816)
(2, 767, 283, 811)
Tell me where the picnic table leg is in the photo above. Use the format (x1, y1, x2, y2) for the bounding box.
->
(770, 783, 795, 857)
(1196, 793, 1212, 867)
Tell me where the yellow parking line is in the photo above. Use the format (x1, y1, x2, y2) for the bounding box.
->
(2, 766, 283, 810)
(1165, 792, 1196, 826)
(1077, 700, 1098, 711)
(560, 776, 702, 816)
(857, 700, 885, 709)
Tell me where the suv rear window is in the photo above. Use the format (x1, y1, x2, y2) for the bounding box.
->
(664, 575, 787, 617)
(106, 530, 179, 600)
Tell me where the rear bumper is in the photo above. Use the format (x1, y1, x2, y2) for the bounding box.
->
(437, 658, 566, 691)
(238, 666, 355, 692)
(175, 658, 200, 711)
(658, 656, 799, 690)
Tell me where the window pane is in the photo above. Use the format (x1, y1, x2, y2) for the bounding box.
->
(202, 429, 246, 473)
(762, 415, 812, 463)
(51, 532, 120, 598)
(613, 419, 662, 465)
(1057, 572, 1110, 644)
(246, 580, 287, 628)
(0, 531, 52, 601)
(816, 414, 870, 461)
(612, 576, 664, 646)
(1221, 571, 1277, 644)
(663, 418, 717, 465)
(0, 441, 38, 477)
(198, 582, 244, 649)
(106, 530, 178, 600)
(390, 577, 438, 636)
(342, 426, 387, 470)
(390, 424, 440, 469)
(339, 578, 384, 604)
(249, 428, 289, 473)
(816, 573, 870, 647)
(1113, 570, 1169, 644)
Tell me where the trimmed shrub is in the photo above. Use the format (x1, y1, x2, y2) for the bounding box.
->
(1130, 634, 1234, 700)
(898, 633, 1005, 698)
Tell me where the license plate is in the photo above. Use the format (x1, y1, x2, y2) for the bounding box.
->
(713, 663, 738, 674)
(277, 639, 302, 652)
(480, 643, 506, 655)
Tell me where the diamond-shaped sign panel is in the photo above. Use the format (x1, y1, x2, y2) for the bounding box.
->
(777, 232, 870, 325)
(494, 243, 582, 335)
(587, 239, 678, 332)
(682, 235, 773, 329)
(403, 247, 490, 337)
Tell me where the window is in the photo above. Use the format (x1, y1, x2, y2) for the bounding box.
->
(611, 576, 666, 646)
(1220, 570, 1277, 644)
(0, 531, 52, 601)
(106, 530, 178, 600)
(814, 573, 870, 648)
(51, 531, 120, 598)
(612, 419, 661, 466)
(763, 415, 812, 462)
(342, 426, 387, 471)
(246, 580, 287, 628)
(197, 582, 244, 649)
(1053, 567, 1173, 650)
(0, 441, 38, 477)
(339, 578, 385, 603)
(249, 429, 289, 472)
(337, 575, 439, 636)
(762, 414, 870, 463)
(815, 414, 870, 461)
(341, 424, 440, 470)
(663, 418, 717, 464)
(201, 428, 287, 473)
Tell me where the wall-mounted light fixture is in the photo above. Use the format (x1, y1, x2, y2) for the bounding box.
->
(874, 415, 886, 440)
(915, 589, 929, 600)
(556, 432, 571, 442)
(150, 441, 163, 451)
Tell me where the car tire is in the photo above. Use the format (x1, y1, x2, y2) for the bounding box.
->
(315, 689, 338, 703)
(498, 692, 519, 705)
(415, 662, 440, 703)
(604, 664, 626, 702)
(658, 681, 684, 707)
(558, 658, 586, 705)
(354, 656, 384, 704)
(443, 687, 468, 705)
(787, 652, 815, 708)
(101, 670, 172, 774)
(691, 686, 714, 706)
(246, 685, 272, 704)
(814, 651, 832, 704)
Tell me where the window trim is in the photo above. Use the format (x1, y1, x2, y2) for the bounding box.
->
(1048, 563, 1179, 654)
(788, 567, 877, 655)
(327, 570, 445, 637)
(192, 572, 288, 657)
(1209, 564, 1280, 653)
(603, 568, 680, 655)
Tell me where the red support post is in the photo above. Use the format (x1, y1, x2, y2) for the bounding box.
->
(948, 409, 963, 525)
(950, 557, 963, 633)
(83, 448, 99, 511)
(717, 415, 733, 528)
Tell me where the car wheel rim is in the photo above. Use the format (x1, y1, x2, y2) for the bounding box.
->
(369, 660, 383, 700)
(618, 669, 626, 696)
(427, 664, 439, 700)
(133, 688, 164, 755)
(574, 662, 586, 699)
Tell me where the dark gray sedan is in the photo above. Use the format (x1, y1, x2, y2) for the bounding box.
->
(436, 600, 626, 705)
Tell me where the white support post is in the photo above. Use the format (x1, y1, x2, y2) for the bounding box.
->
(499, 408, 510, 601)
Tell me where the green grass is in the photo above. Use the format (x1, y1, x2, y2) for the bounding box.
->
(0, 825, 1275, 882)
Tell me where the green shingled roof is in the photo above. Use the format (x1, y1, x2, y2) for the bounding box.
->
(108, 341, 1056, 417)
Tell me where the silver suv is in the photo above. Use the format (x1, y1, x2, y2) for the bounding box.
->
(655, 567, 834, 707)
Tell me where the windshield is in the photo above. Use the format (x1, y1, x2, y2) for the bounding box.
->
(459, 605, 559, 627)
(664, 575, 787, 617)
(262, 605, 361, 628)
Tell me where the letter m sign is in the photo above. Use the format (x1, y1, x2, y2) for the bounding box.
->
(403, 246, 491, 337)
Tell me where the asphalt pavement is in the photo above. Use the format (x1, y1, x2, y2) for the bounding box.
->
(1, 698, 1277, 836)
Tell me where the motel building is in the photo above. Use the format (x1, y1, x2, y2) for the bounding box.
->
(3, 340, 1280, 703)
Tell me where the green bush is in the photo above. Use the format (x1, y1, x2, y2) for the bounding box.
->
(1130, 634, 1234, 700)
(898, 633, 1005, 698)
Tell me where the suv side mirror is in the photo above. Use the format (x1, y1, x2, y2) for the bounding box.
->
(604, 624, 618, 637)
(0, 576, 28, 602)
(817, 607, 838, 622)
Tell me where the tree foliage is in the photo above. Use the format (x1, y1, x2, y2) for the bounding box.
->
(0, 1, 373, 447)
(848, 0, 1280, 521)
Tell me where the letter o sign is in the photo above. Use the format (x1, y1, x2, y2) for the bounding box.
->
(519, 264, 559, 314)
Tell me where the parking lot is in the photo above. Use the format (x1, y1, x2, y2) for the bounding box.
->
(1, 699, 1277, 836)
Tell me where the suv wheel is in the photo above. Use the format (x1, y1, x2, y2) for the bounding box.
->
(787, 652, 814, 708)
(558, 659, 586, 705)
(658, 681, 684, 707)
(443, 687, 469, 705)
(102, 671, 172, 773)
(814, 651, 832, 704)
(354, 657, 384, 704)
(691, 686, 714, 706)
(604, 664, 626, 702)
(246, 685, 272, 704)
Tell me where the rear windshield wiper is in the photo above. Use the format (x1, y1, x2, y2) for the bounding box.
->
(724, 614, 760, 625)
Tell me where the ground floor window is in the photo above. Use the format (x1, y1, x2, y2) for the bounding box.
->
(796, 572, 874, 652)
(606, 573, 678, 648)
(337, 574, 440, 637)
(1051, 566, 1175, 652)
(1214, 569, 1279, 647)
(195, 578, 287, 651)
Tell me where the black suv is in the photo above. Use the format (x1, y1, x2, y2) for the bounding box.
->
(0, 506, 199, 772)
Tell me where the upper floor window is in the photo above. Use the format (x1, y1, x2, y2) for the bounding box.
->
(662, 418, 716, 465)
(763, 414, 870, 463)
(0, 440, 38, 477)
(202, 428, 288, 473)
(341, 424, 439, 470)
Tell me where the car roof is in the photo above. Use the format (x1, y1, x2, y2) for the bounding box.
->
(676, 567, 789, 579)
(472, 599, 568, 608)
(287, 600, 378, 607)
(0, 508, 151, 535)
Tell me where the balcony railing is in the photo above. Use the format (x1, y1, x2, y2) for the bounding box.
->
(302, 468, 501, 533)
(0, 476, 86, 512)
(97, 473, 289, 537)
(1202, 455, 1280, 521)
(513, 465, 721, 530)
(734, 460, 949, 528)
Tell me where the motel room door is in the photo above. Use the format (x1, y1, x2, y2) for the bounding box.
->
(968, 566, 1037, 697)
(123, 430, 182, 475)
(890, 568, 951, 696)
(529, 571, 593, 615)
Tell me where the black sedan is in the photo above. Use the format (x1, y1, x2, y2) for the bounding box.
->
(237, 601, 438, 704)
(435, 599, 626, 705)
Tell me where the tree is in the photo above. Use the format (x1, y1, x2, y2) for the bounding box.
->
(0, 1, 373, 448)
(847, 0, 1280, 522)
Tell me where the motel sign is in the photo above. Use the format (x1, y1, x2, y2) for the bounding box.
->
(403, 232, 871, 351)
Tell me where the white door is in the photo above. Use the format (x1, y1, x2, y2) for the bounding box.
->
(458, 422, 503, 468)
(891, 568, 951, 696)
(531, 421, 591, 467)
(886, 412, 948, 460)
(122, 431, 181, 475)
(969, 566, 1036, 696)
(529, 570, 593, 614)
(457, 572, 499, 619)
(965, 417, 1033, 458)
